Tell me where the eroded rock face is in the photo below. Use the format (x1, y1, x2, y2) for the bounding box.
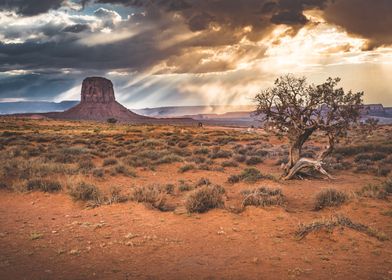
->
(81, 77, 115, 103)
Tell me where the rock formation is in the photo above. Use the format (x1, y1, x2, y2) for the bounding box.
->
(80, 77, 115, 104)
(56, 77, 148, 122)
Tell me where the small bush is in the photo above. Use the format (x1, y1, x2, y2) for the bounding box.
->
(112, 165, 137, 177)
(221, 161, 239, 168)
(107, 118, 118, 124)
(156, 154, 183, 165)
(195, 177, 211, 187)
(178, 141, 189, 148)
(164, 184, 175, 194)
(228, 174, 241, 184)
(234, 154, 246, 163)
(376, 166, 391, 177)
(358, 179, 391, 200)
(92, 168, 104, 178)
(194, 148, 209, 155)
(245, 156, 263, 165)
(103, 158, 118, 167)
(228, 168, 274, 183)
(26, 179, 62, 193)
(185, 185, 225, 213)
(314, 189, 348, 210)
(69, 182, 102, 204)
(107, 186, 128, 204)
(78, 159, 95, 173)
(210, 150, 232, 159)
(178, 164, 196, 173)
(131, 185, 170, 211)
(178, 181, 193, 192)
(0, 182, 8, 190)
(241, 187, 284, 207)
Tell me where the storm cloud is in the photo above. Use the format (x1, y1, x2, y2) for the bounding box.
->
(0, 0, 391, 106)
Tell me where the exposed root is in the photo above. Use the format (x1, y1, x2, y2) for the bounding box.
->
(295, 215, 388, 241)
(283, 158, 335, 180)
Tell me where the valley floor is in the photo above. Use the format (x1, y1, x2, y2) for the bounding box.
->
(0, 118, 391, 279)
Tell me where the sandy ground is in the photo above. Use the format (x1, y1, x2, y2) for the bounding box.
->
(1, 172, 391, 280)
(0, 119, 391, 279)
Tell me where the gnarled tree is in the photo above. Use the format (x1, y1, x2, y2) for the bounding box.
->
(255, 75, 363, 180)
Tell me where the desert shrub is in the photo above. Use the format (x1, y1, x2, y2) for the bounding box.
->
(198, 164, 212, 171)
(139, 139, 163, 148)
(125, 156, 151, 168)
(234, 154, 246, 163)
(382, 178, 392, 193)
(215, 136, 235, 145)
(335, 144, 392, 157)
(314, 189, 348, 210)
(178, 164, 196, 173)
(295, 215, 388, 241)
(228, 174, 241, 184)
(164, 184, 175, 194)
(178, 180, 193, 192)
(228, 168, 274, 184)
(354, 163, 374, 173)
(78, 159, 95, 173)
(106, 186, 128, 204)
(185, 185, 225, 213)
(221, 160, 239, 168)
(24, 179, 62, 193)
(107, 118, 118, 124)
(195, 177, 211, 187)
(92, 168, 104, 178)
(112, 165, 137, 177)
(69, 182, 102, 204)
(103, 158, 118, 166)
(189, 156, 206, 164)
(370, 152, 387, 161)
(241, 187, 284, 207)
(358, 184, 388, 199)
(210, 149, 232, 159)
(131, 185, 170, 211)
(172, 147, 192, 157)
(245, 156, 263, 165)
(0, 182, 8, 190)
(137, 150, 164, 161)
(376, 166, 391, 177)
(240, 168, 263, 183)
(156, 154, 183, 164)
(194, 148, 209, 155)
(178, 141, 189, 148)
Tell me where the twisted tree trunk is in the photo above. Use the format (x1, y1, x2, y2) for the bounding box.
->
(283, 134, 335, 180)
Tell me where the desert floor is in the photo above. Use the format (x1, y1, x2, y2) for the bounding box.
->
(0, 118, 391, 280)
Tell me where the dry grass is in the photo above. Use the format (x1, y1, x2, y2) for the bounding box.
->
(69, 182, 102, 205)
(241, 187, 285, 208)
(131, 185, 172, 211)
(185, 185, 225, 213)
(295, 215, 388, 241)
(314, 189, 348, 210)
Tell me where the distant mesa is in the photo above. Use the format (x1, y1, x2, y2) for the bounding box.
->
(55, 77, 148, 122)
(81, 77, 115, 104)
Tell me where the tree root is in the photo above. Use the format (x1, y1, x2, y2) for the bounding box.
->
(283, 158, 335, 180)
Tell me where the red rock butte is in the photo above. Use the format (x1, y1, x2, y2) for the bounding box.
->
(57, 77, 148, 122)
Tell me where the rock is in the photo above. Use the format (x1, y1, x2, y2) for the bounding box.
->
(81, 77, 115, 104)
(52, 76, 149, 122)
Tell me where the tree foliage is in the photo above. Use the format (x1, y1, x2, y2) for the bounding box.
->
(255, 75, 363, 179)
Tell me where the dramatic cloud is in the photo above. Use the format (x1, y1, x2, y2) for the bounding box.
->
(323, 0, 392, 49)
(0, 0, 391, 106)
(0, 0, 65, 15)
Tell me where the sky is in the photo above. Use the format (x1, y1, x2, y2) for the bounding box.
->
(0, 0, 391, 108)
